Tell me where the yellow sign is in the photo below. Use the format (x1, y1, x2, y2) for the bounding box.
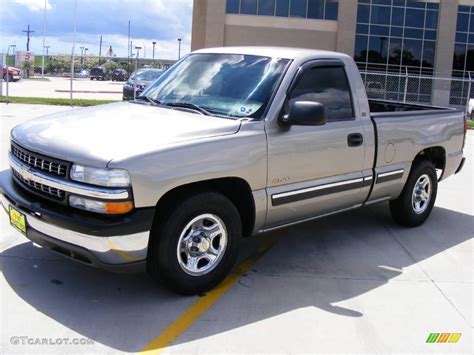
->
(9, 206, 27, 235)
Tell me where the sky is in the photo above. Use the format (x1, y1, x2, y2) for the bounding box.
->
(0, 0, 193, 60)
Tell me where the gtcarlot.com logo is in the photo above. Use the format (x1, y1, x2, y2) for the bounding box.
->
(426, 333, 462, 343)
(10, 336, 94, 346)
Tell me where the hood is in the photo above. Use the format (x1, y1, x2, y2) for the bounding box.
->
(11, 102, 241, 167)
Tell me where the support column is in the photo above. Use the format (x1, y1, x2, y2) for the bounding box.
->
(432, 0, 459, 106)
(191, 0, 226, 51)
(336, 0, 358, 56)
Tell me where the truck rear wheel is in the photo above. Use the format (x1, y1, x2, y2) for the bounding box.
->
(148, 192, 242, 295)
(389, 160, 437, 227)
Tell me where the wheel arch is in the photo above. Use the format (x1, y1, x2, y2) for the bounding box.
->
(411, 146, 446, 179)
(151, 177, 256, 240)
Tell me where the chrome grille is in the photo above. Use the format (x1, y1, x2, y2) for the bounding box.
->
(13, 169, 65, 200)
(11, 143, 68, 177)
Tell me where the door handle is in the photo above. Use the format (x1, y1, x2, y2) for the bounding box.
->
(348, 133, 363, 147)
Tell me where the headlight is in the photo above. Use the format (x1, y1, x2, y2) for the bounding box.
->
(70, 164, 131, 187)
(69, 196, 133, 214)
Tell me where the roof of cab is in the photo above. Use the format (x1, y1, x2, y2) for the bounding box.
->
(193, 46, 351, 61)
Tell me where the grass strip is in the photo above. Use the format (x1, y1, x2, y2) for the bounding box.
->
(0, 96, 117, 106)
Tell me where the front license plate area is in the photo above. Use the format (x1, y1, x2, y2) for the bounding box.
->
(9, 205, 27, 235)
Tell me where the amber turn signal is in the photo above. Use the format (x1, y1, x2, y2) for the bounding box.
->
(104, 201, 134, 214)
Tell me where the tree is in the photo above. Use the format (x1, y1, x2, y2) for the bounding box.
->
(21, 61, 32, 78)
(102, 60, 119, 76)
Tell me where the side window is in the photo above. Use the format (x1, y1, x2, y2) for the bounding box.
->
(289, 66, 355, 121)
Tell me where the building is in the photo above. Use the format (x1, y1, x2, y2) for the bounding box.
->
(192, 0, 474, 107)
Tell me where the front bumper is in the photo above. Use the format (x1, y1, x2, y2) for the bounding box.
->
(0, 169, 155, 272)
(122, 86, 144, 100)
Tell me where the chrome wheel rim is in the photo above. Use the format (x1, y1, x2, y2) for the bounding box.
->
(177, 214, 228, 276)
(412, 174, 432, 214)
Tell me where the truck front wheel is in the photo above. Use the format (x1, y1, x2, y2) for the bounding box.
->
(148, 192, 242, 295)
(389, 160, 438, 227)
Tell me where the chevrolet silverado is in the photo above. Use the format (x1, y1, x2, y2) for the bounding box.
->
(0, 47, 466, 294)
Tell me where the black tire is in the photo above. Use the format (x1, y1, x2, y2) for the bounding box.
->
(148, 192, 242, 295)
(389, 160, 438, 227)
(3, 74, 13, 82)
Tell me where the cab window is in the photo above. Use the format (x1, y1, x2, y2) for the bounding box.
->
(289, 66, 355, 121)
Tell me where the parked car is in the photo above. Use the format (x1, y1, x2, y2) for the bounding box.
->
(89, 67, 108, 80)
(0, 47, 466, 295)
(122, 69, 163, 100)
(1, 65, 22, 82)
(74, 69, 90, 78)
(111, 69, 128, 81)
(366, 81, 384, 99)
(34, 66, 46, 75)
(468, 98, 474, 120)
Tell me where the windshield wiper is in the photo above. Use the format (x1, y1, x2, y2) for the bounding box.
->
(134, 96, 161, 105)
(163, 102, 214, 116)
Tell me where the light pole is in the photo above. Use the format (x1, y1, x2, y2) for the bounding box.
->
(177, 38, 182, 60)
(84, 48, 88, 65)
(5, 44, 16, 103)
(41, 0, 47, 77)
(127, 20, 131, 66)
(44, 45, 50, 73)
(80, 46, 84, 66)
(135, 46, 141, 71)
(152, 41, 156, 62)
(70, 0, 77, 106)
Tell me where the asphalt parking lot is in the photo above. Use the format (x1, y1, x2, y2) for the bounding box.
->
(0, 103, 472, 354)
(1, 77, 123, 100)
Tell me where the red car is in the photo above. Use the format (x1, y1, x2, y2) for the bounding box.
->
(2, 66, 22, 82)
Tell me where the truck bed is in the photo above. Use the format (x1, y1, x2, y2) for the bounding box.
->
(368, 99, 465, 205)
(369, 99, 454, 114)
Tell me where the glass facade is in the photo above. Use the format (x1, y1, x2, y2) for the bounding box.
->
(355, 0, 438, 76)
(453, 5, 474, 78)
(451, 5, 474, 105)
(226, 0, 339, 20)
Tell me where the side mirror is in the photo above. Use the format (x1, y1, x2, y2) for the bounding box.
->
(279, 100, 327, 127)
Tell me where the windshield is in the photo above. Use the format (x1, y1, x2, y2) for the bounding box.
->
(132, 70, 163, 81)
(142, 53, 289, 119)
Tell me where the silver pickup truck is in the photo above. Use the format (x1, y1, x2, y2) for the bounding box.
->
(0, 47, 466, 295)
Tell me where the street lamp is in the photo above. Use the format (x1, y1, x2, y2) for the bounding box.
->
(41, 0, 48, 77)
(177, 38, 182, 60)
(84, 48, 88, 63)
(70, 0, 77, 106)
(135, 46, 142, 71)
(80, 46, 84, 66)
(152, 41, 156, 61)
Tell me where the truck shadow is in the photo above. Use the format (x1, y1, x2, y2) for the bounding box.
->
(1, 203, 472, 352)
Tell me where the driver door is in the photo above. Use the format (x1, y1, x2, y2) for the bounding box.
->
(265, 61, 369, 228)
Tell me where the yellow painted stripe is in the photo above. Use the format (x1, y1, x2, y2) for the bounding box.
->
(106, 239, 141, 262)
(139, 232, 283, 354)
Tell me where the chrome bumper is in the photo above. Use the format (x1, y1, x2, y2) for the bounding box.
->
(0, 193, 150, 268)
